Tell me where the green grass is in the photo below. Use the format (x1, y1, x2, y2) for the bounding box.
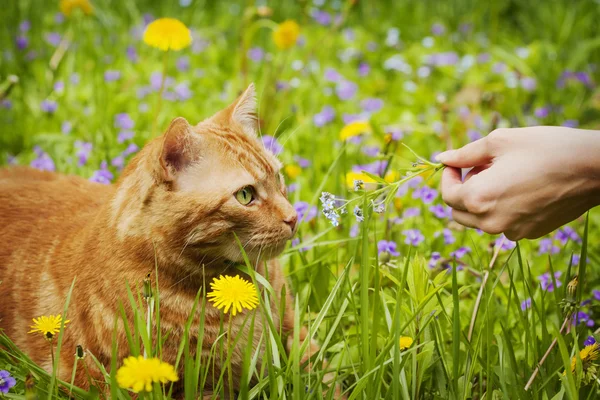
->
(1, 0, 600, 398)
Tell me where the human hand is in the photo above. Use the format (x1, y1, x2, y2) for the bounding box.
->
(437, 126, 600, 240)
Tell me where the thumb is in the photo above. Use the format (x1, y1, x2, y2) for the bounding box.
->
(435, 137, 493, 168)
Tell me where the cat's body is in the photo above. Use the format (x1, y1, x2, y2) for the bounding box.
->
(0, 85, 315, 396)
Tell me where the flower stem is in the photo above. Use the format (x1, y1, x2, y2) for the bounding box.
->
(227, 316, 234, 400)
(151, 51, 169, 137)
(524, 314, 571, 391)
(68, 357, 79, 398)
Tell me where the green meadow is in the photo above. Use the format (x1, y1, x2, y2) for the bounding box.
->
(1, 0, 600, 398)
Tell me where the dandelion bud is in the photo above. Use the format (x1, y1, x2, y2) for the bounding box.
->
(379, 251, 391, 264)
(567, 275, 578, 298)
(75, 345, 85, 359)
(143, 273, 153, 300)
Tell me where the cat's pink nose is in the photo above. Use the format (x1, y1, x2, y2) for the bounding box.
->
(284, 212, 298, 232)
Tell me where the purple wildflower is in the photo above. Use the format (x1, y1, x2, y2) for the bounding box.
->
(1, 99, 12, 109)
(428, 252, 441, 268)
(494, 234, 516, 250)
(534, 107, 550, 119)
(45, 32, 61, 46)
(0, 370, 16, 394)
(430, 204, 452, 219)
(75, 141, 93, 166)
(324, 67, 342, 83)
(150, 72, 175, 91)
(336, 80, 358, 101)
(413, 186, 438, 204)
(111, 155, 125, 170)
(40, 99, 58, 114)
(262, 135, 283, 155)
(403, 229, 425, 246)
(555, 227, 580, 244)
(538, 238, 560, 255)
(311, 9, 332, 25)
(287, 183, 298, 193)
(104, 70, 121, 82)
(294, 201, 318, 223)
(467, 129, 482, 142)
(538, 271, 562, 292)
(89, 161, 114, 184)
(520, 77, 537, 91)
(385, 127, 404, 141)
(562, 119, 579, 128)
(294, 156, 310, 168)
(19, 20, 31, 32)
(117, 130, 134, 143)
(248, 47, 264, 62)
(358, 62, 370, 77)
(313, 105, 335, 127)
(126, 46, 138, 63)
(521, 298, 532, 311)
(450, 246, 471, 259)
(16, 36, 28, 50)
(361, 146, 380, 157)
(123, 143, 139, 156)
(174, 82, 192, 101)
(176, 56, 190, 72)
(572, 311, 594, 327)
(361, 98, 384, 113)
(377, 240, 400, 257)
(427, 52, 459, 67)
(438, 228, 455, 245)
(431, 23, 446, 36)
(593, 290, 600, 301)
(30, 146, 55, 171)
(114, 113, 134, 130)
(584, 336, 596, 346)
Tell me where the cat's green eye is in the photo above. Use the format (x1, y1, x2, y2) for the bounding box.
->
(235, 186, 255, 205)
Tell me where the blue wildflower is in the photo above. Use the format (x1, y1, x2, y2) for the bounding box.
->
(403, 229, 424, 246)
(378, 240, 400, 257)
(89, 161, 113, 185)
(0, 370, 16, 394)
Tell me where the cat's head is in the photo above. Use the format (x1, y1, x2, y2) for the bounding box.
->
(114, 84, 297, 267)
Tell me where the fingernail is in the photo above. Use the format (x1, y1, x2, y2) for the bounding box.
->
(435, 150, 453, 163)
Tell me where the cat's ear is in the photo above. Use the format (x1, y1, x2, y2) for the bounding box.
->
(157, 117, 198, 182)
(211, 83, 258, 135)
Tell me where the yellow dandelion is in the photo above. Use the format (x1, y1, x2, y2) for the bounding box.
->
(143, 18, 192, 51)
(284, 164, 301, 180)
(29, 315, 70, 340)
(116, 356, 178, 393)
(59, 0, 93, 17)
(569, 342, 600, 373)
(208, 275, 259, 316)
(273, 20, 300, 50)
(339, 121, 371, 141)
(399, 336, 414, 351)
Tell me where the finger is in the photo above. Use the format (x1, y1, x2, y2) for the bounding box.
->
(441, 167, 467, 211)
(435, 137, 493, 168)
(451, 209, 481, 229)
(463, 163, 492, 182)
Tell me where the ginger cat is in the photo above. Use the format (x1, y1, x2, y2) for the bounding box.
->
(0, 85, 325, 397)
